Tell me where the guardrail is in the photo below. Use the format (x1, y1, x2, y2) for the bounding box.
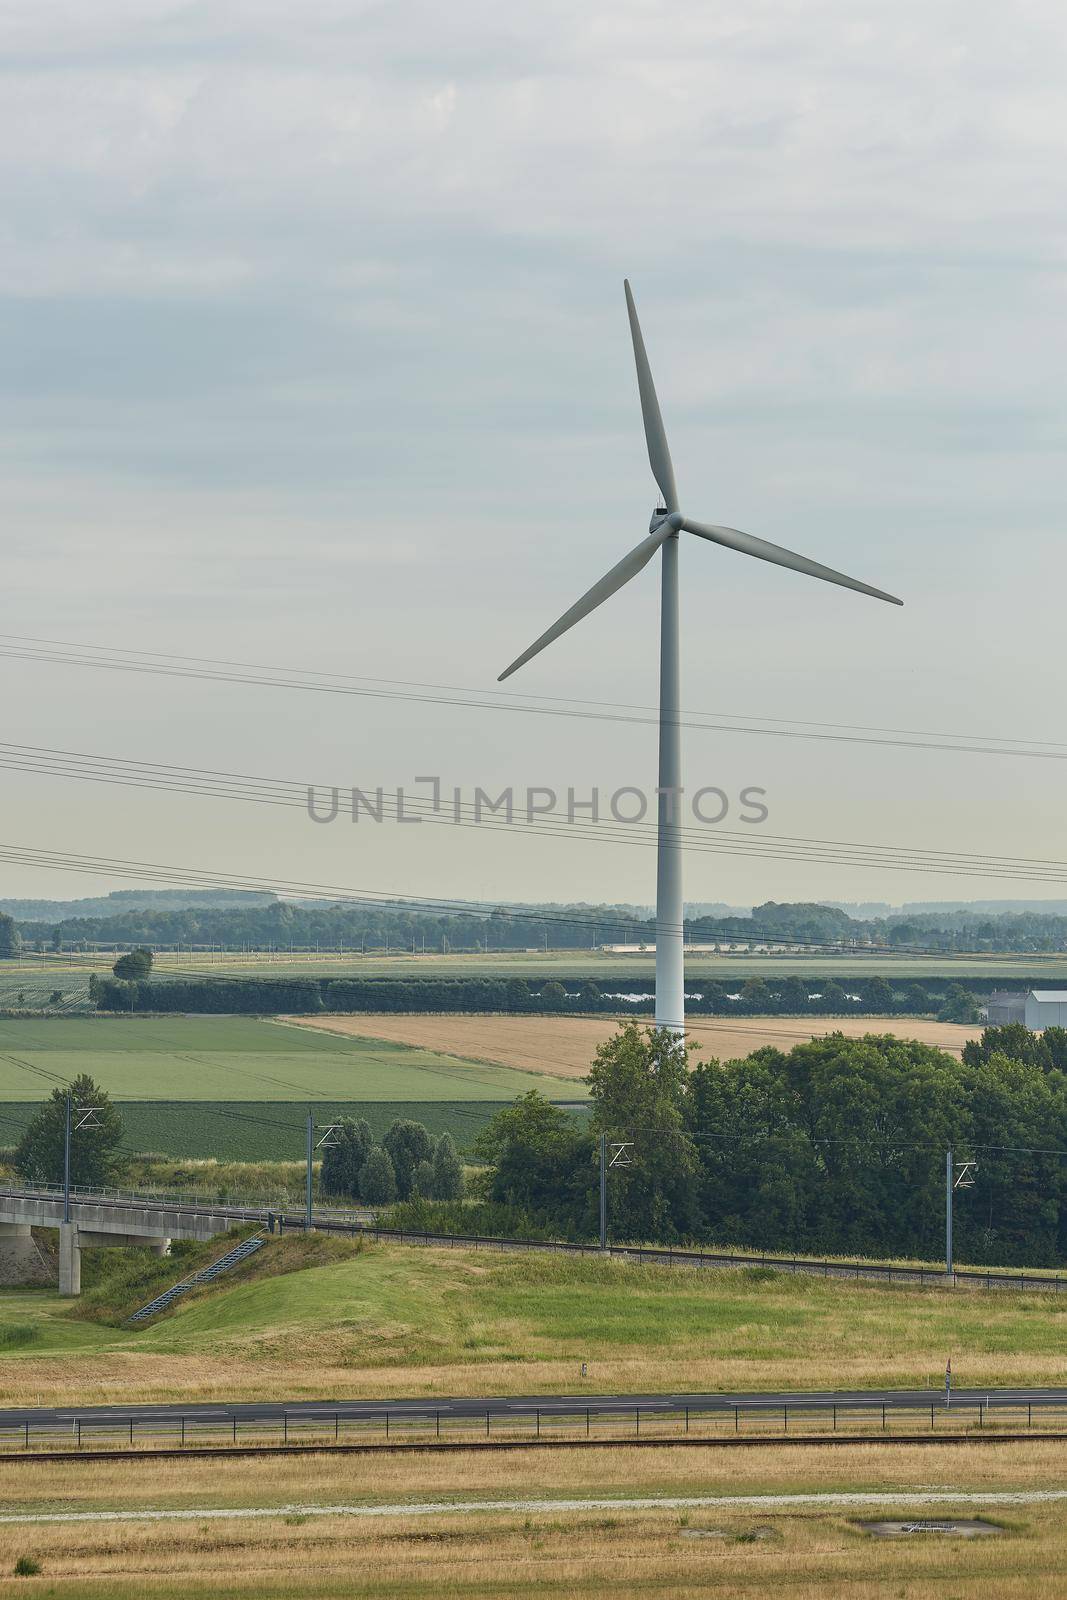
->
(5, 1396, 1067, 1455)
(3, 1184, 1065, 1294)
(0, 1183, 368, 1228)
(14, 1179, 306, 1215)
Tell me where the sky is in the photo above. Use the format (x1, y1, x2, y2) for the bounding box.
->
(3, 0, 1067, 912)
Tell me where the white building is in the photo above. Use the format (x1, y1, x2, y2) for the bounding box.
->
(1024, 990, 1067, 1030)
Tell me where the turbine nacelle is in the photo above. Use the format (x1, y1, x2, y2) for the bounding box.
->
(649, 507, 681, 535)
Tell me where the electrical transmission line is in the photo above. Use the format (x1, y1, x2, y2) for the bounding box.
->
(3, 631, 1067, 763)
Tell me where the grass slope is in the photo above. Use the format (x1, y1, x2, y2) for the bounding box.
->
(3, 1238, 1067, 1406)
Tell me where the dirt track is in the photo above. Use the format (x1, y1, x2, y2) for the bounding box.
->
(285, 1014, 983, 1080)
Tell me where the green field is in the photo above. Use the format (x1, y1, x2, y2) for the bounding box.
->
(0, 1016, 578, 1101)
(0, 1016, 584, 1157)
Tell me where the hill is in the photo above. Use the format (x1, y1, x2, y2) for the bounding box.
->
(3, 1233, 1066, 1409)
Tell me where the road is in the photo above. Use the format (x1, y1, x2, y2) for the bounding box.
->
(4, 1386, 1067, 1431)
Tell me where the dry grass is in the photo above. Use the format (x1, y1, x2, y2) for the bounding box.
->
(287, 1014, 981, 1078)
(0, 1444, 1065, 1597)
(5, 1437, 1067, 1507)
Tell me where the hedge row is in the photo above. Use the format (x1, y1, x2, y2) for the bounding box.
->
(91, 973, 995, 1016)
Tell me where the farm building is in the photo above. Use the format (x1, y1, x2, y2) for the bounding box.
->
(1024, 990, 1067, 1029)
(987, 990, 1026, 1024)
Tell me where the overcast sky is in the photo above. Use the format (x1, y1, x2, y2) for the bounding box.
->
(3, 0, 1067, 911)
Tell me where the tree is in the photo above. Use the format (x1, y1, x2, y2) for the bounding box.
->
(431, 1132, 464, 1200)
(938, 983, 980, 1024)
(778, 977, 808, 1014)
(959, 1051, 1064, 1265)
(359, 1145, 397, 1203)
(474, 1091, 593, 1219)
(740, 977, 773, 1013)
(686, 1051, 813, 1250)
(319, 1117, 372, 1199)
(781, 1033, 965, 1258)
(540, 980, 567, 1011)
(1042, 1026, 1067, 1072)
(579, 980, 602, 1011)
(962, 1024, 1050, 1071)
(505, 978, 530, 1011)
(383, 1119, 434, 1199)
(411, 1158, 436, 1198)
(14, 1075, 126, 1188)
(113, 947, 153, 981)
(0, 912, 19, 958)
(586, 1023, 698, 1241)
(864, 976, 894, 1013)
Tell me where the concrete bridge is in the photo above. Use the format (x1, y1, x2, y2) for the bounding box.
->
(0, 1188, 253, 1296)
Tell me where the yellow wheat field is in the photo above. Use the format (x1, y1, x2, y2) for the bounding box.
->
(286, 1013, 983, 1079)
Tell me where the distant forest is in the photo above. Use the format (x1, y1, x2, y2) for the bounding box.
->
(13, 894, 1067, 955)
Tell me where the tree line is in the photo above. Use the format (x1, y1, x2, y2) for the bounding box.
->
(401, 1023, 1067, 1268)
(320, 1118, 463, 1204)
(21, 893, 1067, 954)
(88, 972, 990, 1018)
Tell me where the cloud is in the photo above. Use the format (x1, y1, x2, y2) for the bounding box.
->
(3, 0, 1067, 901)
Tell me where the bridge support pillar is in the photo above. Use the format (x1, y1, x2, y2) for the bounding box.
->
(59, 1223, 81, 1297)
(152, 1239, 171, 1258)
(0, 1222, 52, 1287)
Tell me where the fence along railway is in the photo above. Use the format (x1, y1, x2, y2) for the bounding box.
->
(9, 1387, 1067, 1456)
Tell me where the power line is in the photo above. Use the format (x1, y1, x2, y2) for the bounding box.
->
(8, 739, 1067, 895)
(4, 631, 1067, 764)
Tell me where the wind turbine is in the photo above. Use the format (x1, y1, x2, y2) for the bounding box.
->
(499, 281, 902, 1037)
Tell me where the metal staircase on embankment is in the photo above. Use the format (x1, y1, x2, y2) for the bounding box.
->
(126, 1233, 266, 1324)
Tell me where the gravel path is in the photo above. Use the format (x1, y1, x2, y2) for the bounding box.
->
(2, 1488, 1066, 1525)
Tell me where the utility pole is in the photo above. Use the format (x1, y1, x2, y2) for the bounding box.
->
(945, 1148, 953, 1279)
(63, 1093, 72, 1225)
(306, 1118, 341, 1229)
(599, 1138, 634, 1252)
(306, 1111, 314, 1230)
(63, 1096, 101, 1225)
(946, 1148, 977, 1281)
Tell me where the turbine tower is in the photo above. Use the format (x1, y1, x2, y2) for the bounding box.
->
(499, 282, 902, 1036)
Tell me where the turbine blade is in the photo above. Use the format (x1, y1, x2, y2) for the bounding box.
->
(625, 280, 678, 513)
(498, 525, 673, 680)
(681, 518, 903, 606)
